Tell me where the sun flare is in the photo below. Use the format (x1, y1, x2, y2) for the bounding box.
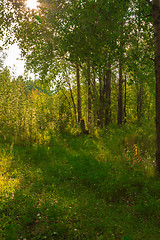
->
(26, 0, 38, 9)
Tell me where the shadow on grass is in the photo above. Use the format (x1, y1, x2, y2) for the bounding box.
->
(1, 133, 160, 239)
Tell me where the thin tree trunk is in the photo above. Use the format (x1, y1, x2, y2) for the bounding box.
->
(97, 76, 103, 128)
(124, 75, 127, 123)
(152, 0, 160, 174)
(137, 0, 143, 122)
(104, 64, 111, 126)
(67, 81, 77, 122)
(87, 58, 92, 125)
(76, 64, 82, 123)
(118, 58, 123, 125)
(137, 83, 143, 121)
(92, 66, 97, 125)
(62, 88, 71, 108)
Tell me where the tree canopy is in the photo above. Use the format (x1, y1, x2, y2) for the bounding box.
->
(1, 0, 160, 173)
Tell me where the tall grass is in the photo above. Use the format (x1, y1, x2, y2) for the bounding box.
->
(1, 123, 160, 239)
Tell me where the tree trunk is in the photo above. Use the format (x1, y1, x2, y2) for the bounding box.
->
(152, 0, 160, 174)
(137, 0, 143, 122)
(97, 76, 103, 128)
(137, 83, 143, 122)
(67, 81, 77, 122)
(76, 64, 82, 123)
(118, 59, 123, 125)
(124, 75, 127, 123)
(87, 58, 92, 125)
(92, 66, 97, 125)
(104, 64, 111, 126)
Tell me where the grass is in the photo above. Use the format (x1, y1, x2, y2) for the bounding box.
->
(0, 124, 160, 239)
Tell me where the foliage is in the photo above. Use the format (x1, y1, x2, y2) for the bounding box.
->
(0, 0, 160, 238)
(0, 68, 56, 144)
(1, 0, 156, 131)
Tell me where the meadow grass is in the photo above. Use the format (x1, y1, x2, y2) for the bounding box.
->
(0, 124, 160, 239)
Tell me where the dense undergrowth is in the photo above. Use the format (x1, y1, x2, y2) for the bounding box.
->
(1, 123, 160, 240)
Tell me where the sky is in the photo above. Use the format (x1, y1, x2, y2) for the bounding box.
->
(0, 0, 39, 77)
(1, 42, 34, 80)
(4, 43, 25, 77)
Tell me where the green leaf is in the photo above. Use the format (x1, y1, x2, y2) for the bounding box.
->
(35, 15, 41, 23)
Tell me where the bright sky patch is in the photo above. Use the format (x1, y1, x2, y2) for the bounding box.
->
(26, 0, 38, 9)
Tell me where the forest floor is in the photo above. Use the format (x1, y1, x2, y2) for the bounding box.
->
(1, 124, 160, 240)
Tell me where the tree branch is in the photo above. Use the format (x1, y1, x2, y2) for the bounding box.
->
(145, 14, 153, 18)
(145, 0, 152, 6)
(150, 57, 155, 62)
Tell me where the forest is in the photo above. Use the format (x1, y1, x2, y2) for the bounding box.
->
(1, 0, 160, 239)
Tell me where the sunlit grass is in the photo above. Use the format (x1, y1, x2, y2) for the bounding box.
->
(0, 125, 160, 239)
(0, 150, 20, 199)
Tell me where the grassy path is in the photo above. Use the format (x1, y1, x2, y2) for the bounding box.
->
(1, 131, 160, 239)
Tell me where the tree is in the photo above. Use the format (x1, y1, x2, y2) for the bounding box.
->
(76, 64, 82, 123)
(152, 0, 160, 174)
(104, 63, 112, 126)
(118, 56, 123, 125)
(4, 0, 156, 135)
